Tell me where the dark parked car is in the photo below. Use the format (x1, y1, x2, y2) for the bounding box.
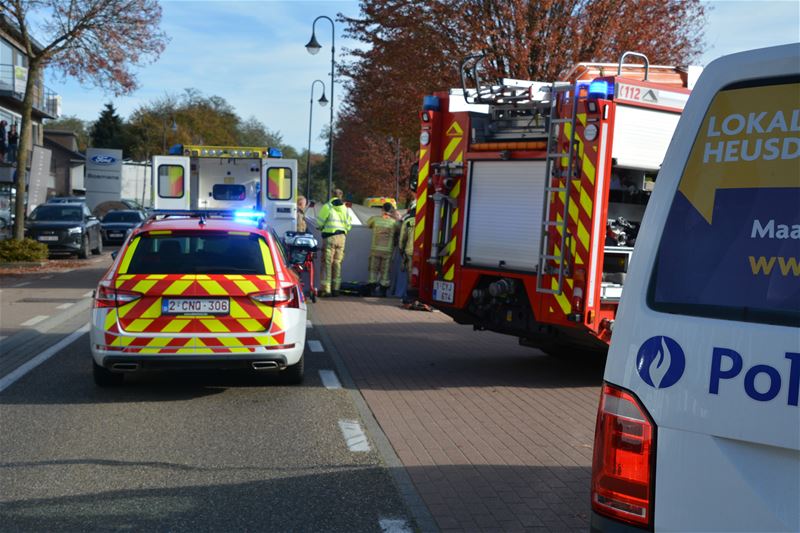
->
(26, 203, 102, 258)
(101, 209, 145, 244)
(47, 196, 87, 204)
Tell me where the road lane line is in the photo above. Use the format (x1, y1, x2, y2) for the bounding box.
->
(21, 315, 49, 327)
(318, 369, 341, 390)
(307, 340, 324, 352)
(56, 303, 73, 310)
(338, 419, 370, 452)
(0, 323, 90, 393)
(11, 282, 31, 288)
(41, 275, 53, 280)
(59, 269, 75, 274)
(379, 519, 412, 533)
(81, 291, 93, 298)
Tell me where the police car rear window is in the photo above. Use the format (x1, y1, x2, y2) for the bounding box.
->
(122, 232, 271, 275)
(648, 77, 799, 327)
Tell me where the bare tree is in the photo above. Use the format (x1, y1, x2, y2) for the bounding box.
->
(2, 0, 168, 240)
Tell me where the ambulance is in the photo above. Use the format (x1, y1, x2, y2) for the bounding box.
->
(591, 44, 799, 532)
(152, 145, 299, 235)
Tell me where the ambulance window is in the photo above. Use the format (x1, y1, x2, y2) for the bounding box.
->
(212, 184, 246, 201)
(158, 165, 184, 199)
(648, 76, 800, 327)
(267, 167, 292, 200)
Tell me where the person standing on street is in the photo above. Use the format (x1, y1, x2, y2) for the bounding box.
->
(7, 123, 18, 164)
(366, 202, 399, 297)
(398, 203, 431, 310)
(296, 195, 308, 233)
(317, 188, 352, 297)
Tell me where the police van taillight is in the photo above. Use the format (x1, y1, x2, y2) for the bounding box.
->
(591, 383, 655, 529)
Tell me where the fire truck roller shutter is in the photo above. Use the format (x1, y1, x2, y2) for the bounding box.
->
(464, 160, 547, 272)
(611, 105, 682, 171)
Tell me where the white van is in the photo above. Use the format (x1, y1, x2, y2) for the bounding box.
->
(591, 44, 799, 532)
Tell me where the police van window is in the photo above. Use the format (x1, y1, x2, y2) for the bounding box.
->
(648, 77, 800, 327)
(267, 167, 292, 201)
(158, 165, 184, 199)
(212, 184, 246, 201)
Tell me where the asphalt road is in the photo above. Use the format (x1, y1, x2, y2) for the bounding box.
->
(0, 261, 413, 532)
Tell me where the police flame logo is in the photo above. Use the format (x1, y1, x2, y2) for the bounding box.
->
(636, 336, 685, 389)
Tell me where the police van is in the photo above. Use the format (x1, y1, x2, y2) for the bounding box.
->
(591, 44, 799, 532)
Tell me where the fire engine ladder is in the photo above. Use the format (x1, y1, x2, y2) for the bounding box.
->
(536, 82, 584, 295)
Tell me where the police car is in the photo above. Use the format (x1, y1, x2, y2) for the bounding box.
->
(591, 44, 799, 532)
(90, 210, 307, 386)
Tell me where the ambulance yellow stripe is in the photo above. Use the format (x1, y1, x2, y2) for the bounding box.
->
(450, 208, 459, 229)
(414, 217, 426, 241)
(219, 336, 244, 348)
(568, 199, 579, 224)
(163, 280, 192, 295)
(116, 300, 139, 319)
(147, 274, 167, 280)
(416, 180, 428, 212)
(229, 300, 249, 319)
(111, 336, 135, 347)
(443, 136, 461, 161)
(146, 337, 171, 348)
(551, 278, 572, 314)
(132, 279, 158, 294)
(161, 319, 190, 333)
(187, 338, 212, 354)
(140, 298, 162, 318)
(258, 240, 275, 275)
(104, 309, 118, 330)
(118, 237, 140, 274)
(237, 319, 263, 332)
(198, 280, 227, 296)
(254, 335, 279, 346)
(234, 280, 259, 295)
(253, 302, 274, 320)
(117, 274, 135, 281)
(577, 224, 590, 252)
(200, 319, 230, 333)
(583, 153, 596, 185)
(126, 319, 154, 332)
(444, 264, 455, 281)
(270, 309, 284, 330)
(225, 275, 245, 280)
(580, 189, 593, 218)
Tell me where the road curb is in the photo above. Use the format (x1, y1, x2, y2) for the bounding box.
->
(310, 305, 440, 533)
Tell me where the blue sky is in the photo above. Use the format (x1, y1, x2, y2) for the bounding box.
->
(43, 0, 799, 154)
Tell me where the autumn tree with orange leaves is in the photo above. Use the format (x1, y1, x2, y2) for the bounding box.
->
(334, 0, 706, 200)
(2, 0, 168, 240)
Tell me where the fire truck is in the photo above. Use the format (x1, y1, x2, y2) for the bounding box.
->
(152, 145, 299, 235)
(411, 53, 700, 354)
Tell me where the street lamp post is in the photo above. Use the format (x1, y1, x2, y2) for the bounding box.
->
(387, 136, 401, 204)
(306, 79, 327, 201)
(305, 15, 335, 200)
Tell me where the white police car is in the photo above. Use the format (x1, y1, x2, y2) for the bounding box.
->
(591, 44, 799, 532)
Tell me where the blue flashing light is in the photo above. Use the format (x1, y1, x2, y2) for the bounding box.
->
(268, 147, 283, 158)
(422, 95, 440, 111)
(233, 209, 266, 222)
(588, 80, 614, 99)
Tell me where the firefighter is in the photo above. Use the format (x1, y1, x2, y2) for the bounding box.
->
(296, 195, 308, 233)
(317, 188, 352, 297)
(398, 203, 416, 306)
(366, 202, 399, 296)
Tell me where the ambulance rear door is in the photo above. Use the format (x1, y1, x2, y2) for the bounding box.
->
(262, 158, 298, 235)
(151, 156, 190, 210)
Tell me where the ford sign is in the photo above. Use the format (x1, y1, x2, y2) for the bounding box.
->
(90, 155, 117, 165)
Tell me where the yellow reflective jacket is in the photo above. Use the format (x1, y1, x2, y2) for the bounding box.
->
(317, 198, 352, 237)
(399, 215, 414, 257)
(367, 213, 399, 253)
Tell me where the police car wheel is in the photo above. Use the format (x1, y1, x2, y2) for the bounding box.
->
(281, 354, 304, 385)
(78, 236, 90, 259)
(93, 361, 124, 387)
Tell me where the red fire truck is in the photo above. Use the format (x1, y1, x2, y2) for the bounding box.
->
(411, 53, 699, 354)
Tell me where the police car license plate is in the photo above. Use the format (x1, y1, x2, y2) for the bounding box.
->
(432, 280, 454, 303)
(38, 235, 58, 242)
(162, 298, 230, 315)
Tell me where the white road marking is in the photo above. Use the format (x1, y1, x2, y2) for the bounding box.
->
(379, 519, 412, 533)
(41, 275, 53, 280)
(56, 303, 73, 310)
(20, 315, 49, 327)
(338, 419, 370, 452)
(306, 320, 313, 329)
(0, 323, 90, 393)
(318, 369, 341, 390)
(59, 269, 74, 274)
(307, 340, 324, 352)
(81, 291, 93, 298)
(11, 282, 31, 288)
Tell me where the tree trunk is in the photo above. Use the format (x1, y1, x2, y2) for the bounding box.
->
(12, 60, 39, 241)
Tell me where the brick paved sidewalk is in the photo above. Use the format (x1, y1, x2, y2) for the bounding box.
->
(312, 297, 606, 532)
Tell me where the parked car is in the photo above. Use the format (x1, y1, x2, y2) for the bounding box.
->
(47, 196, 87, 204)
(26, 203, 102, 258)
(100, 209, 146, 244)
(90, 210, 307, 386)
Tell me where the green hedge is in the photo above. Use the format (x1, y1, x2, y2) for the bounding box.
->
(0, 238, 49, 262)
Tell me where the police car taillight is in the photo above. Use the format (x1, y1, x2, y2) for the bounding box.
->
(591, 383, 655, 529)
(94, 283, 142, 308)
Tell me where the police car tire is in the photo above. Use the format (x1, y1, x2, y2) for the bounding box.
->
(78, 236, 90, 259)
(93, 361, 124, 387)
(281, 354, 304, 385)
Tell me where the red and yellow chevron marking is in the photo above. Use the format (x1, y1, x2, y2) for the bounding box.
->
(440, 118, 465, 281)
(414, 147, 430, 251)
(541, 105, 598, 321)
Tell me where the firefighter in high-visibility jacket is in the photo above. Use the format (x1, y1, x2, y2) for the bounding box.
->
(317, 188, 352, 297)
(398, 204, 416, 304)
(366, 202, 399, 296)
